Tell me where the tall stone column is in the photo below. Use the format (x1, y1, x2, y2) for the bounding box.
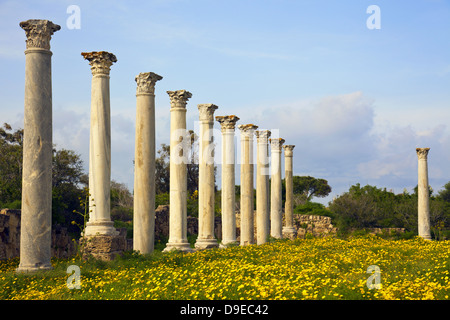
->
(270, 138, 285, 239)
(282, 145, 296, 239)
(81, 51, 118, 237)
(416, 148, 432, 240)
(164, 90, 193, 252)
(238, 124, 258, 246)
(17, 19, 60, 273)
(216, 115, 240, 247)
(133, 72, 162, 254)
(255, 130, 271, 245)
(195, 104, 219, 249)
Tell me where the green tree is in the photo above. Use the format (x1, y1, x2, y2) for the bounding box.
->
(294, 176, 331, 201)
(0, 123, 23, 207)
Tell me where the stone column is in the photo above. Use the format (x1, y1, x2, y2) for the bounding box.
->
(238, 124, 258, 246)
(81, 51, 118, 237)
(270, 138, 285, 239)
(17, 19, 60, 273)
(195, 104, 219, 249)
(282, 145, 297, 239)
(216, 115, 240, 247)
(416, 148, 432, 240)
(255, 130, 271, 245)
(133, 72, 162, 254)
(164, 90, 193, 252)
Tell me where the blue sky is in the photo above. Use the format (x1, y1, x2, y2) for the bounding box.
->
(1, 0, 450, 204)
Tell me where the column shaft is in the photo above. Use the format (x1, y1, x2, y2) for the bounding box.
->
(282, 145, 296, 238)
(256, 130, 271, 245)
(133, 72, 162, 254)
(270, 138, 285, 239)
(164, 90, 193, 252)
(216, 116, 240, 247)
(417, 148, 431, 240)
(239, 124, 258, 246)
(195, 104, 219, 249)
(17, 19, 60, 272)
(82, 51, 117, 236)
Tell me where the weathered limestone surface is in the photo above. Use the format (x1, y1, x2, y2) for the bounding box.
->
(81, 229, 127, 261)
(238, 124, 258, 246)
(195, 104, 219, 249)
(416, 148, 432, 240)
(164, 90, 193, 252)
(82, 51, 118, 237)
(270, 138, 285, 239)
(282, 145, 297, 239)
(255, 130, 271, 245)
(216, 115, 240, 247)
(17, 19, 60, 272)
(133, 72, 162, 254)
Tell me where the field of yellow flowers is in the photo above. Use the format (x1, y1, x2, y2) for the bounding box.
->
(0, 236, 449, 300)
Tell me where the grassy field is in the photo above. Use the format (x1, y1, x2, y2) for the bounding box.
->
(1, 236, 449, 300)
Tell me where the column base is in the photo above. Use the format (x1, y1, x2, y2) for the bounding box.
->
(163, 242, 194, 253)
(419, 233, 432, 240)
(16, 263, 53, 273)
(195, 238, 219, 250)
(282, 227, 297, 240)
(219, 240, 239, 248)
(84, 220, 118, 237)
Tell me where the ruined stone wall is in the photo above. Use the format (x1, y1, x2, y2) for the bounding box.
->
(0, 209, 76, 260)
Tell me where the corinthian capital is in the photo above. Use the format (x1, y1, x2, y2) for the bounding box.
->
(270, 138, 285, 151)
(255, 130, 271, 143)
(238, 124, 258, 139)
(416, 148, 430, 160)
(20, 19, 61, 50)
(216, 115, 240, 132)
(283, 145, 295, 156)
(135, 72, 163, 95)
(81, 51, 117, 76)
(167, 90, 192, 109)
(198, 104, 218, 122)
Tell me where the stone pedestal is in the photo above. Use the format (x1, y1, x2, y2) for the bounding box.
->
(81, 51, 118, 237)
(164, 90, 193, 253)
(216, 115, 240, 247)
(81, 232, 126, 261)
(270, 138, 285, 239)
(416, 148, 432, 240)
(282, 145, 297, 239)
(17, 19, 60, 273)
(133, 72, 162, 254)
(255, 130, 271, 245)
(195, 104, 219, 249)
(238, 124, 258, 246)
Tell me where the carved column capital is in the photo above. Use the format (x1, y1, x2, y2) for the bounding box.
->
(283, 145, 295, 157)
(270, 138, 285, 151)
(255, 130, 271, 143)
(238, 124, 258, 138)
(416, 148, 430, 160)
(20, 19, 60, 51)
(135, 72, 163, 95)
(198, 104, 218, 122)
(167, 90, 192, 109)
(81, 51, 117, 76)
(216, 115, 240, 132)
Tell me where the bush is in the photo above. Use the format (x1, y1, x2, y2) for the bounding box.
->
(294, 201, 333, 218)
